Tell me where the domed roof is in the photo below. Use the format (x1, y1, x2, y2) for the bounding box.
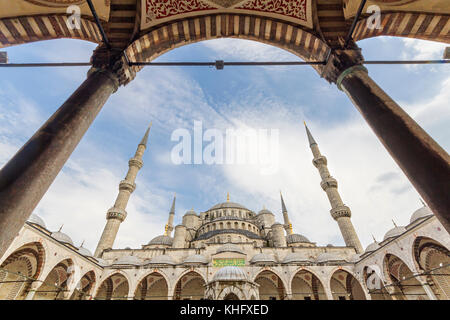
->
(148, 235, 173, 246)
(316, 252, 345, 263)
(282, 252, 313, 264)
(383, 226, 406, 241)
(213, 266, 247, 281)
(410, 206, 433, 224)
(27, 214, 46, 228)
(216, 243, 244, 255)
(51, 231, 74, 245)
(78, 246, 93, 257)
(183, 254, 209, 265)
(365, 241, 380, 253)
(286, 233, 310, 244)
(112, 255, 142, 266)
(250, 253, 277, 264)
(209, 202, 248, 211)
(147, 254, 176, 265)
(257, 208, 274, 215)
(184, 209, 198, 216)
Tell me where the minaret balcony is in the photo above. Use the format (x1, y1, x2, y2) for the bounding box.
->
(106, 207, 128, 221)
(320, 177, 338, 190)
(312, 155, 327, 167)
(119, 180, 136, 192)
(330, 206, 351, 220)
(128, 157, 143, 169)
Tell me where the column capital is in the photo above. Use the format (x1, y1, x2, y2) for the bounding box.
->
(90, 45, 136, 87)
(321, 40, 365, 84)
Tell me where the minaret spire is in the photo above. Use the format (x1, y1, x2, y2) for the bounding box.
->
(164, 193, 176, 236)
(94, 124, 151, 257)
(280, 191, 293, 235)
(303, 122, 363, 253)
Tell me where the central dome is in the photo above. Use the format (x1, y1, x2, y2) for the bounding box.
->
(209, 201, 248, 211)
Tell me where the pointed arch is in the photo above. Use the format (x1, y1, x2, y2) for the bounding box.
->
(34, 258, 74, 300)
(254, 269, 286, 300)
(291, 268, 326, 300)
(95, 272, 130, 300)
(134, 271, 169, 300)
(173, 270, 206, 300)
(330, 269, 366, 300)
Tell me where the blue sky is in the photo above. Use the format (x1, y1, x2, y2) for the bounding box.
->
(0, 36, 448, 253)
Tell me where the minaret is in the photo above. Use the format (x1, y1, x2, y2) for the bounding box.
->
(280, 192, 293, 235)
(304, 122, 363, 253)
(94, 124, 151, 257)
(164, 193, 176, 236)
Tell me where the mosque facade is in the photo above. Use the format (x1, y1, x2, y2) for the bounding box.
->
(0, 125, 449, 300)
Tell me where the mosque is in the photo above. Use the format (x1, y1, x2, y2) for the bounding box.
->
(0, 124, 448, 300)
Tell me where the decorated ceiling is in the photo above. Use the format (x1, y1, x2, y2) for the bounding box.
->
(141, 0, 313, 30)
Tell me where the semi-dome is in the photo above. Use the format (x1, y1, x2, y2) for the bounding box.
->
(410, 206, 433, 224)
(183, 254, 209, 265)
(112, 255, 142, 266)
(282, 252, 313, 264)
(147, 254, 176, 265)
(78, 246, 93, 257)
(250, 253, 276, 264)
(213, 266, 247, 281)
(383, 226, 406, 241)
(27, 214, 46, 229)
(316, 252, 345, 263)
(216, 243, 244, 255)
(365, 241, 380, 253)
(209, 202, 248, 211)
(51, 231, 74, 246)
(286, 233, 310, 244)
(148, 235, 173, 246)
(257, 208, 274, 215)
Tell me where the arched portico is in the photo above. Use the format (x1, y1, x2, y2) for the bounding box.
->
(95, 272, 130, 300)
(134, 271, 169, 300)
(329, 269, 366, 300)
(34, 258, 74, 300)
(173, 271, 206, 300)
(254, 269, 286, 300)
(291, 268, 327, 300)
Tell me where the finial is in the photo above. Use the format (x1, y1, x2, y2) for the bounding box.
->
(139, 122, 152, 146)
(58, 224, 64, 232)
(419, 198, 426, 207)
(392, 219, 398, 228)
(227, 192, 230, 202)
(303, 121, 317, 146)
(170, 193, 176, 213)
(371, 234, 377, 243)
(280, 192, 287, 213)
(80, 240, 85, 247)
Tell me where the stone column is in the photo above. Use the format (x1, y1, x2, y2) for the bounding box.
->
(322, 41, 450, 234)
(24, 281, 41, 300)
(0, 50, 135, 258)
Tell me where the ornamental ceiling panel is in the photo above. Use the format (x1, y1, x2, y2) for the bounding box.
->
(343, 0, 450, 20)
(141, 0, 313, 31)
(0, 0, 110, 21)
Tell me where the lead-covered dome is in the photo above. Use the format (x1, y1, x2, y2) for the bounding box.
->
(383, 226, 406, 241)
(282, 252, 313, 264)
(250, 253, 276, 264)
(51, 231, 74, 245)
(27, 214, 46, 229)
(410, 206, 433, 224)
(257, 208, 274, 215)
(78, 246, 93, 257)
(213, 266, 247, 281)
(216, 243, 244, 255)
(365, 241, 380, 253)
(183, 254, 209, 265)
(112, 255, 142, 266)
(148, 235, 173, 246)
(209, 202, 248, 211)
(146, 255, 176, 265)
(286, 234, 310, 244)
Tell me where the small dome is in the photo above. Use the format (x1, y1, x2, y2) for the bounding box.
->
(213, 266, 247, 281)
(326, 244, 334, 247)
(349, 254, 361, 263)
(148, 235, 173, 246)
(184, 209, 198, 216)
(250, 253, 276, 264)
(365, 241, 380, 253)
(27, 214, 46, 228)
(383, 226, 406, 241)
(78, 246, 93, 257)
(112, 255, 142, 266)
(316, 252, 345, 263)
(216, 243, 244, 255)
(410, 206, 433, 224)
(286, 233, 310, 244)
(257, 208, 274, 215)
(209, 202, 248, 211)
(51, 231, 74, 245)
(282, 252, 313, 264)
(147, 255, 176, 265)
(183, 254, 209, 265)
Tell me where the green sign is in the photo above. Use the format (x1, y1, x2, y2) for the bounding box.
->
(213, 258, 245, 267)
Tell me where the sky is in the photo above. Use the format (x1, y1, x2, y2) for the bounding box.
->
(0, 35, 448, 254)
